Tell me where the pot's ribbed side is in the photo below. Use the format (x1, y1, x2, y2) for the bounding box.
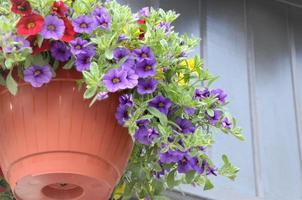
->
(0, 70, 133, 200)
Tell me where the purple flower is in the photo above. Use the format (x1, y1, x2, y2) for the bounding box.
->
(72, 15, 95, 34)
(162, 66, 168, 73)
(51, 41, 71, 62)
(222, 117, 232, 129)
(185, 107, 197, 116)
(136, 119, 150, 127)
(119, 94, 133, 107)
(115, 105, 129, 125)
(103, 68, 128, 92)
(137, 7, 150, 18)
(97, 92, 109, 101)
(124, 68, 138, 89)
(159, 149, 183, 164)
(113, 47, 130, 61)
(177, 153, 196, 174)
(149, 95, 172, 115)
(157, 22, 171, 33)
(207, 110, 221, 125)
(134, 46, 154, 61)
(93, 7, 111, 30)
(191, 158, 207, 174)
(4, 35, 30, 53)
(175, 117, 196, 134)
(207, 165, 218, 176)
(75, 51, 94, 72)
(194, 88, 210, 100)
(41, 15, 65, 40)
(135, 59, 157, 78)
(137, 78, 158, 95)
(134, 127, 159, 146)
(211, 89, 227, 103)
(118, 34, 129, 42)
(23, 65, 52, 88)
(70, 37, 89, 55)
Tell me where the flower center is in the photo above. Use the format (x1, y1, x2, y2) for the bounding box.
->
(75, 45, 82, 50)
(34, 70, 41, 76)
(101, 22, 107, 27)
(145, 65, 152, 71)
(141, 53, 148, 58)
(17, 5, 26, 11)
(27, 22, 36, 29)
(112, 78, 120, 84)
(80, 23, 88, 28)
(47, 25, 56, 31)
(158, 102, 164, 107)
(84, 56, 90, 64)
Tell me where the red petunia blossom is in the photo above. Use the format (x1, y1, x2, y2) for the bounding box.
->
(27, 35, 51, 55)
(137, 19, 146, 25)
(17, 14, 44, 36)
(138, 28, 145, 40)
(61, 17, 76, 42)
(52, 1, 68, 17)
(11, 0, 32, 15)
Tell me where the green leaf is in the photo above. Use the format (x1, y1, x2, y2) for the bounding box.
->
(153, 196, 170, 200)
(167, 170, 176, 188)
(148, 107, 168, 126)
(0, 74, 6, 86)
(206, 109, 214, 117)
(185, 170, 196, 183)
(6, 72, 17, 95)
(105, 48, 114, 60)
(37, 34, 43, 48)
(63, 57, 75, 70)
(218, 155, 240, 181)
(204, 178, 214, 190)
(84, 87, 97, 99)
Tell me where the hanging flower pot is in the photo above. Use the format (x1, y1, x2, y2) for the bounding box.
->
(0, 70, 133, 199)
(0, 0, 244, 199)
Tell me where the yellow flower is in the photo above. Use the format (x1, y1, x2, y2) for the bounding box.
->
(112, 184, 126, 200)
(180, 58, 197, 74)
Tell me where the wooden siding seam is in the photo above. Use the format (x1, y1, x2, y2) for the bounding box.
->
(244, 0, 264, 197)
(286, 5, 302, 179)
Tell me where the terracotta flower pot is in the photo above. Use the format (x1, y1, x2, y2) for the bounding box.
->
(0, 70, 133, 200)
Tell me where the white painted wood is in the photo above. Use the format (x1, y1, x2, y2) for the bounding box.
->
(247, 0, 302, 199)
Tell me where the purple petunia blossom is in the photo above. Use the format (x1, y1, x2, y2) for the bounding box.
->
(118, 34, 129, 42)
(134, 46, 155, 61)
(75, 51, 94, 72)
(4, 35, 31, 53)
(119, 94, 133, 107)
(23, 65, 52, 88)
(70, 37, 89, 55)
(159, 149, 183, 164)
(124, 68, 138, 89)
(103, 68, 128, 92)
(137, 7, 150, 18)
(191, 158, 207, 174)
(222, 117, 232, 129)
(194, 88, 210, 100)
(115, 105, 129, 125)
(207, 165, 218, 176)
(113, 47, 130, 61)
(177, 153, 196, 174)
(96, 92, 109, 101)
(134, 126, 159, 146)
(157, 22, 171, 33)
(207, 110, 221, 125)
(137, 78, 158, 95)
(93, 7, 111, 30)
(41, 15, 65, 40)
(211, 89, 227, 104)
(51, 41, 71, 62)
(185, 107, 197, 116)
(175, 117, 196, 134)
(149, 95, 172, 115)
(72, 15, 95, 34)
(136, 119, 150, 127)
(135, 59, 157, 78)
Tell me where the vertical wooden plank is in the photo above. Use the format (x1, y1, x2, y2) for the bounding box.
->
(290, 5, 302, 185)
(247, 0, 302, 199)
(203, 0, 256, 197)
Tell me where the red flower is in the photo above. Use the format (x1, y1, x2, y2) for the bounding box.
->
(61, 17, 76, 42)
(137, 19, 146, 25)
(52, 1, 68, 17)
(27, 36, 51, 55)
(11, 0, 32, 15)
(17, 14, 44, 36)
